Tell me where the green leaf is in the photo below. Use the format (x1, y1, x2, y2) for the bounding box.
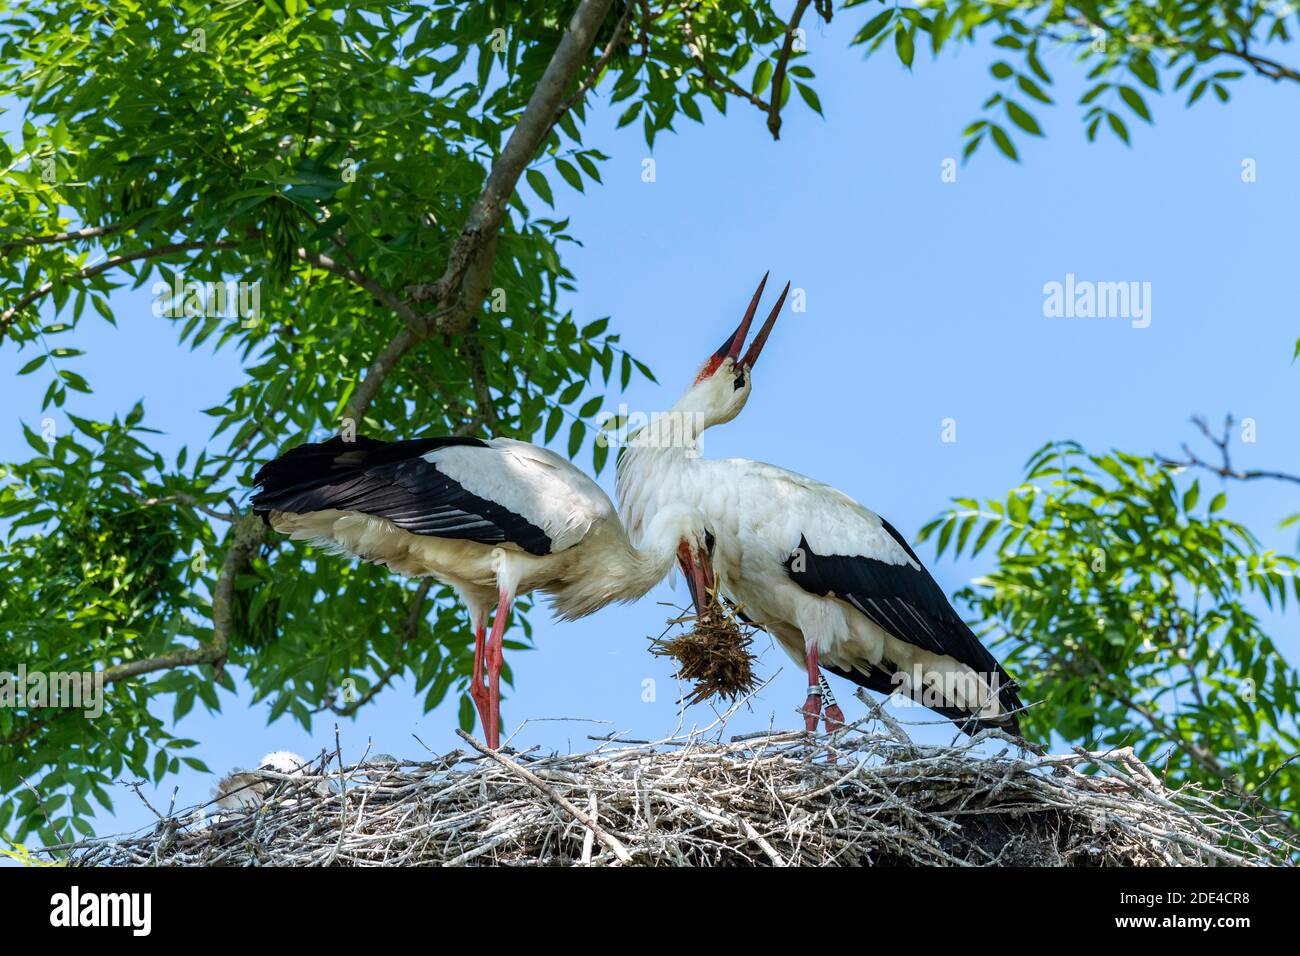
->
(894, 25, 914, 69)
(795, 82, 822, 116)
(1016, 74, 1053, 105)
(567, 420, 586, 458)
(544, 407, 563, 444)
(526, 168, 553, 207)
(558, 380, 584, 404)
(853, 9, 894, 44)
(1119, 86, 1152, 122)
(1005, 101, 1042, 136)
(555, 158, 584, 192)
(616, 101, 643, 128)
(1130, 57, 1160, 91)
(1106, 111, 1130, 145)
(990, 124, 1018, 161)
(972, 519, 1000, 556)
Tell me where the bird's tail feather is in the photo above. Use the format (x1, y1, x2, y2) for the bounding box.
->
(824, 661, 1024, 738)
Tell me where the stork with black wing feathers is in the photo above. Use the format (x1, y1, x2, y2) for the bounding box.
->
(617, 276, 1024, 737)
(253, 434, 715, 749)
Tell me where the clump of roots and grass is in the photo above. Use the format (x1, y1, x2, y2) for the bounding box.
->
(649, 595, 758, 706)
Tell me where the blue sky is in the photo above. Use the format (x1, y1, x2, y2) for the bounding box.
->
(3, 16, 1298, 841)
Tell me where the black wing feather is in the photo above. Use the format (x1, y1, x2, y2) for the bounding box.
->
(785, 521, 1022, 735)
(251, 435, 553, 555)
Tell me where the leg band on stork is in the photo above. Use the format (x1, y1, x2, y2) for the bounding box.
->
(820, 674, 845, 732)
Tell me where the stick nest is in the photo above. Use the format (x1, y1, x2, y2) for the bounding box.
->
(45, 719, 1296, 868)
(649, 597, 758, 705)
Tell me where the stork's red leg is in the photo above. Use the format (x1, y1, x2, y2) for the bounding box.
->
(822, 676, 846, 732)
(469, 612, 490, 737)
(824, 703, 846, 731)
(485, 591, 512, 749)
(802, 645, 823, 733)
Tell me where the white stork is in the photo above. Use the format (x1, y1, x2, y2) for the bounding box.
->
(617, 276, 1023, 737)
(252, 434, 715, 749)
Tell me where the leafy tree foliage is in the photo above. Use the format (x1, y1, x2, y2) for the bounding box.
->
(850, 0, 1300, 160)
(0, 0, 837, 847)
(1, 0, 1295, 848)
(921, 441, 1299, 833)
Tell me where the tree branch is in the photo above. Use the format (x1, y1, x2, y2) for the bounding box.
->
(349, 0, 615, 424)
(0, 222, 123, 255)
(680, 7, 771, 116)
(11, 0, 619, 700)
(462, 321, 499, 430)
(0, 238, 246, 343)
(342, 326, 420, 424)
(295, 247, 424, 332)
(1201, 42, 1300, 84)
(123, 486, 238, 523)
(406, 0, 615, 333)
(767, 0, 814, 140)
(1040, 646, 1300, 837)
(319, 579, 434, 717)
(1158, 415, 1300, 487)
(100, 514, 267, 686)
(1053, 14, 1300, 86)
(556, 0, 637, 120)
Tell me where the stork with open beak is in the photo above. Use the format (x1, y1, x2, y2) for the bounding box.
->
(617, 275, 1024, 737)
(253, 434, 715, 749)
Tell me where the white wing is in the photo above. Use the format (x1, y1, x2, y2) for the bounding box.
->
(426, 438, 614, 553)
(677, 458, 917, 571)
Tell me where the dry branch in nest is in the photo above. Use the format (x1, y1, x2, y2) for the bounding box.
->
(649, 596, 758, 705)
(43, 715, 1296, 867)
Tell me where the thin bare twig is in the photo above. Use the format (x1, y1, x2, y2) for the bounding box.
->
(1159, 414, 1300, 487)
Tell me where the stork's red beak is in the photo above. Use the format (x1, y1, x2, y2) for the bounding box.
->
(711, 272, 791, 369)
(677, 540, 716, 616)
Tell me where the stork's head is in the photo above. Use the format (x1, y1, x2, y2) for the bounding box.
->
(677, 526, 717, 616)
(680, 273, 789, 428)
(646, 503, 716, 615)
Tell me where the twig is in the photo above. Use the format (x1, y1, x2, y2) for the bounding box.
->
(767, 0, 814, 140)
(1159, 414, 1300, 487)
(100, 513, 267, 685)
(1, 238, 246, 342)
(555, 0, 637, 120)
(456, 729, 633, 863)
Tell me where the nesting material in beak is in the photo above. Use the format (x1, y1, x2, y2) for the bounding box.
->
(651, 589, 758, 707)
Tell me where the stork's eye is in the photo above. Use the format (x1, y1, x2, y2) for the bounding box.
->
(704, 529, 716, 555)
(733, 370, 746, 390)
